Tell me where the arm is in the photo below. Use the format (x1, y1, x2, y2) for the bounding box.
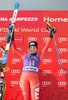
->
(12, 41, 26, 60)
(40, 37, 52, 60)
(40, 22, 56, 60)
(6, 27, 26, 60)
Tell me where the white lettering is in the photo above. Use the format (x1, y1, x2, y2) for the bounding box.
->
(44, 17, 68, 22)
(0, 17, 8, 21)
(0, 28, 8, 32)
(21, 28, 39, 33)
(9, 17, 38, 22)
(35, 88, 39, 99)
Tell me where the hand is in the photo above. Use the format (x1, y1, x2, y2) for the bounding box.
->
(9, 24, 14, 41)
(9, 24, 13, 30)
(6, 31, 14, 43)
(6, 34, 11, 43)
(50, 28, 56, 38)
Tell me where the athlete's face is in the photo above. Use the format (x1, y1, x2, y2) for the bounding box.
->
(29, 46, 37, 54)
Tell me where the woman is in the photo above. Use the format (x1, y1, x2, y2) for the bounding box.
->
(11, 31, 55, 100)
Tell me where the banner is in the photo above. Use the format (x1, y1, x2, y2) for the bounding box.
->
(0, 10, 68, 100)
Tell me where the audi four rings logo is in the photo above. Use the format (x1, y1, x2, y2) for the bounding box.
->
(0, 37, 5, 42)
(43, 37, 50, 43)
(28, 37, 37, 42)
(11, 69, 21, 75)
(58, 37, 68, 43)
(58, 70, 68, 76)
(42, 59, 52, 64)
(10, 81, 19, 86)
(57, 81, 68, 87)
(58, 59, 68, 63)
(58, 48, 68, 54)
(42, 70, 52, 75)
(42, 81, 52, 87)
(11, 58, 21, 64)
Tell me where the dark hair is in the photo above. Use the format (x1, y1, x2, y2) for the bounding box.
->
(29, 41, 38, 49)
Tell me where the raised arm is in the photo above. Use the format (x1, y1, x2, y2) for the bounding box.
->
(40, 22, 56, 60)
(40, 37, 52, 60)
(6, 29, 26, 60)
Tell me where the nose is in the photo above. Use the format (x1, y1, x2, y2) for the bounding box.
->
(30, 46, 34, 50)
